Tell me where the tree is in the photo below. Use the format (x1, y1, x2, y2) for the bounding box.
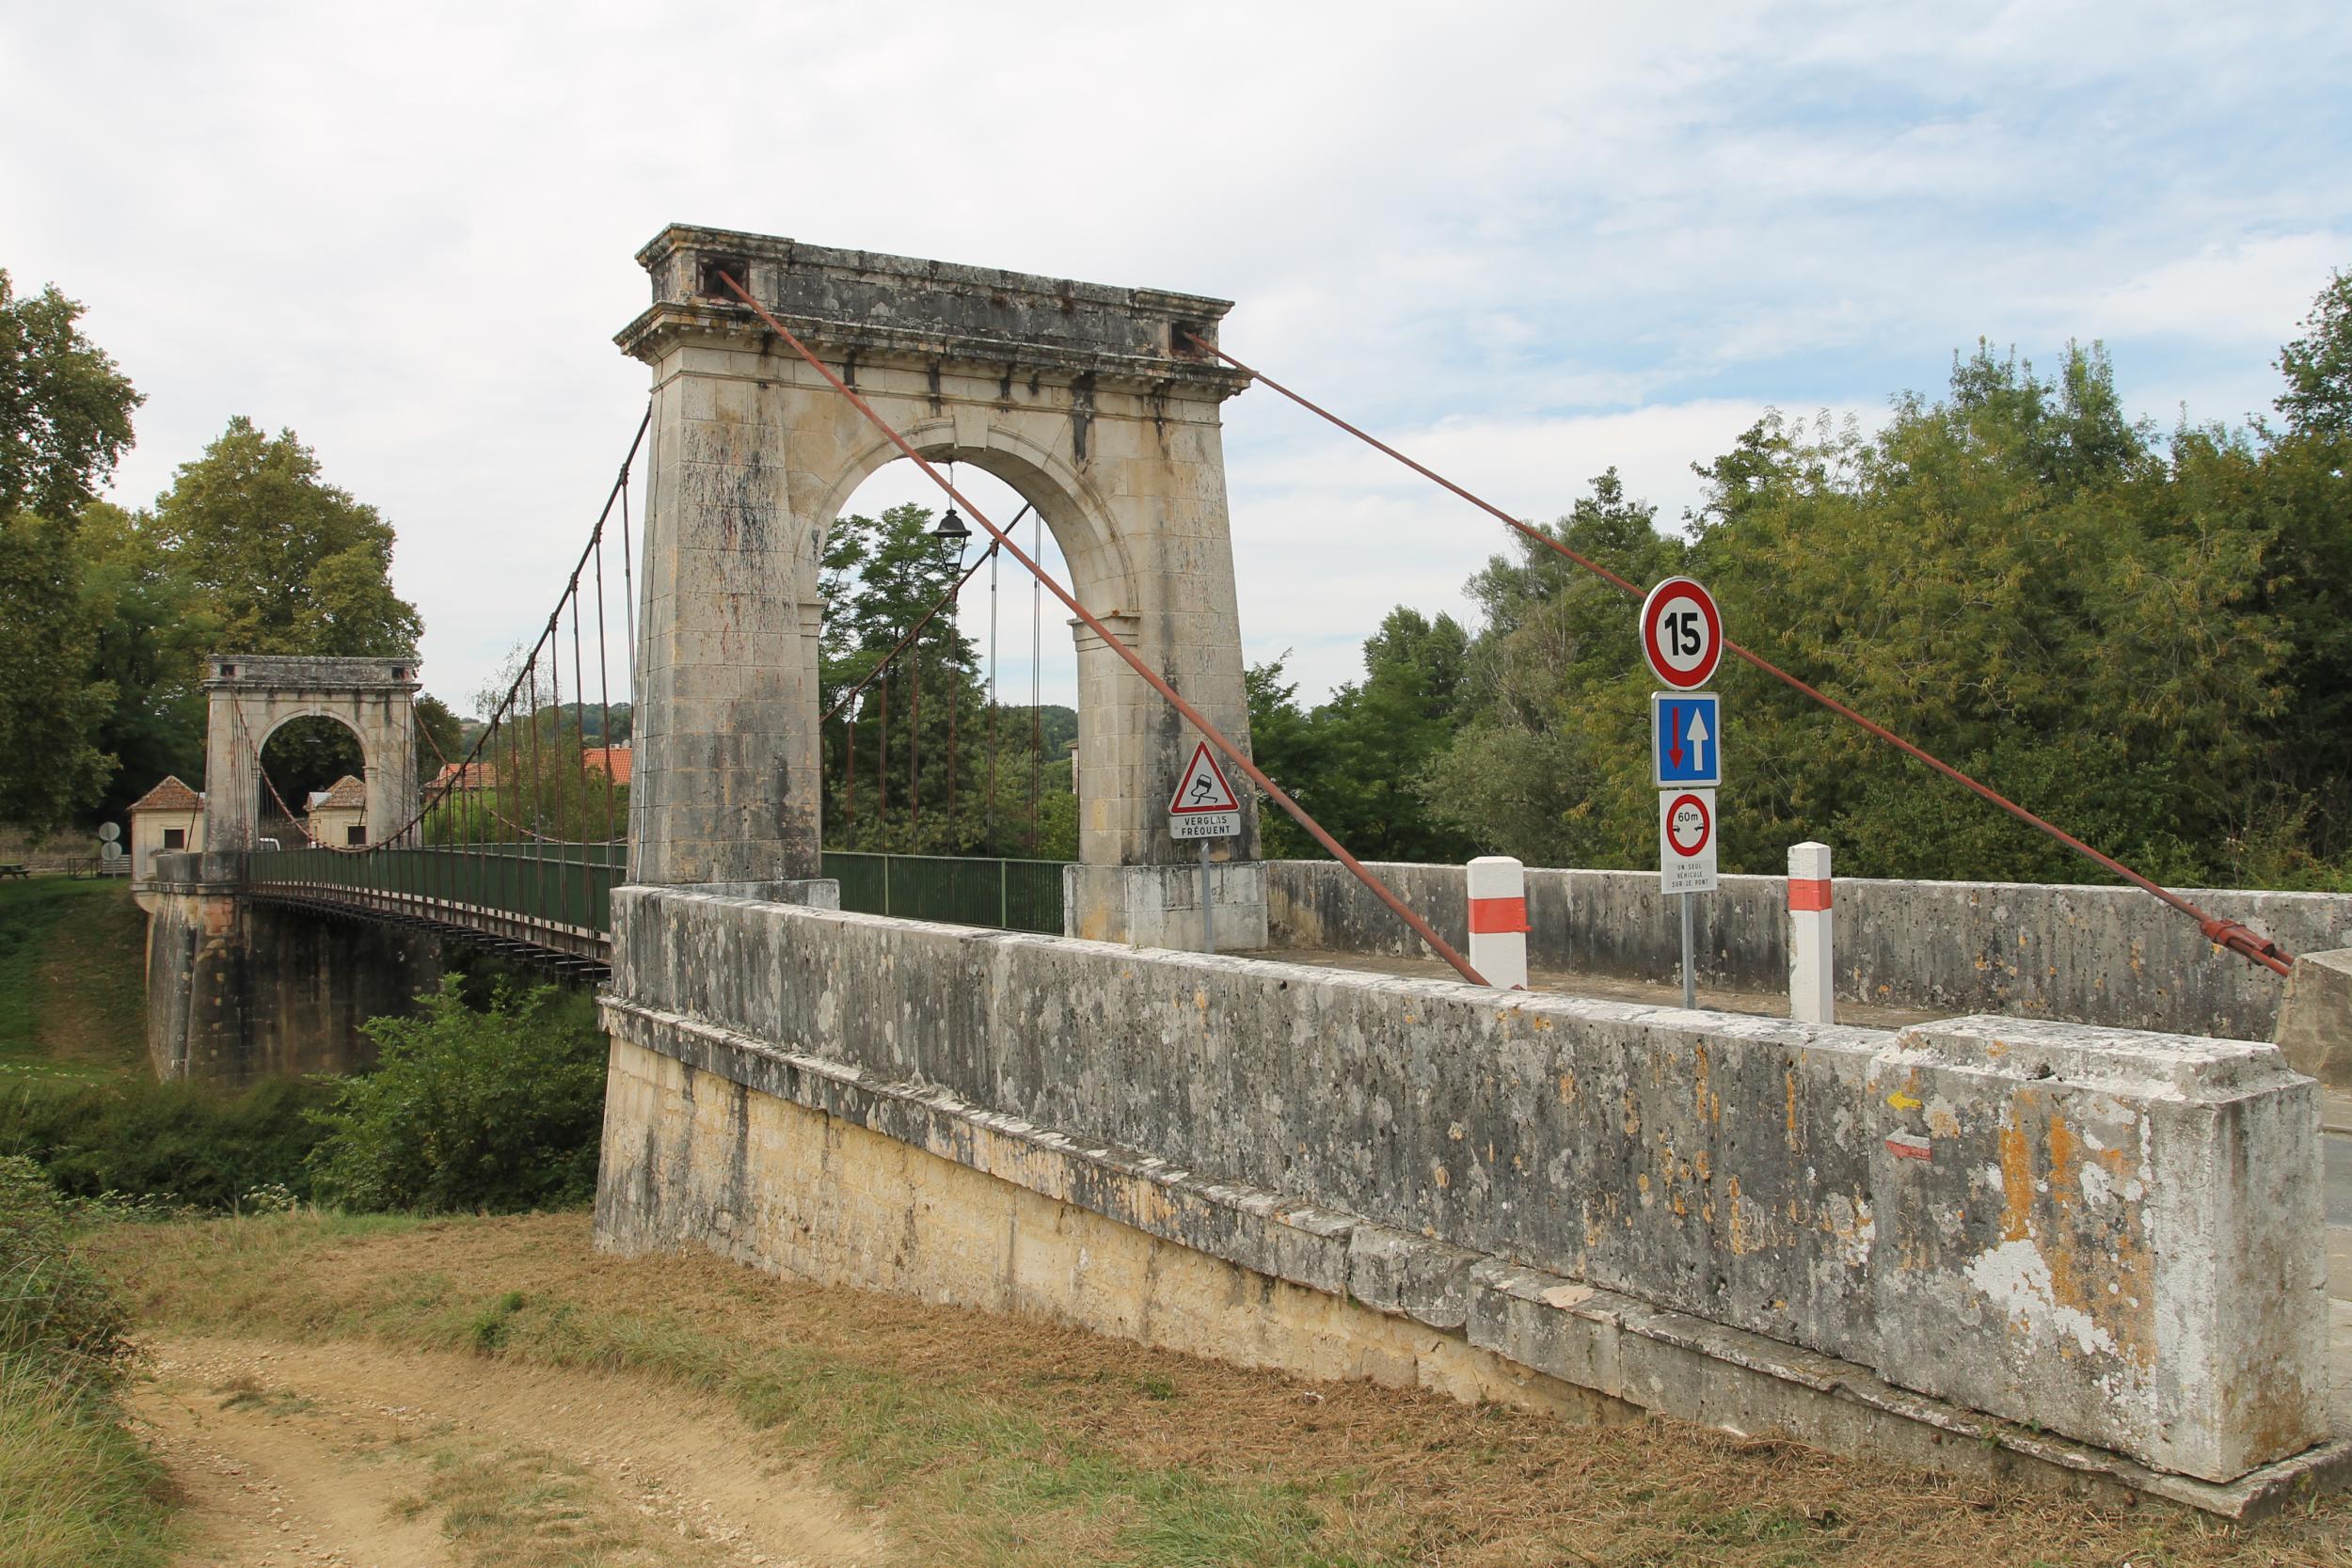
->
(1684, 348, 2277, 884)
(120, 418, 424, 827)
(151, 418, 421, 657)
(0, 272, 140, 525)
(75, 502, 216, 822)
(818, 503, 998, 853)
(2277, 269, 2352, 439)
(1244, 657, 1319, 858)
(1242, 610, 1477, 863)
(308, 978, 608, 1213)
(0, 273, 141, 830)
(1406, 346, 2308, 888)
(413, 694, 465, 777)
(0, 515, 114, 831)
(1421, 469, 1687, 866)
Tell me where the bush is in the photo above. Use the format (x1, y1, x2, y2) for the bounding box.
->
(307, 976, 607, 1213)
(0, 1155, 167, 1568)
(0, 1074, 331, 1210)
(0, 1154, 133, 1388)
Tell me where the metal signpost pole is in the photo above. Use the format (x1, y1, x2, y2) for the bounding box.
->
(1680, 892, 1695, 1008)
(1644, 577, 1724, 1014)
(1200, 839, 1215, 955)
(1168, 739, 1242, 956)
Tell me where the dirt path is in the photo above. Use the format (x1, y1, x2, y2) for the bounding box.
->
(130, 1333, 891, 1568)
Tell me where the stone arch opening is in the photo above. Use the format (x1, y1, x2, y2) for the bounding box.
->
(813, 425, 1140, 613)
(255, 710, 369, 846)
(817, 451, 1094, 861)
(201, 656, 421, 854)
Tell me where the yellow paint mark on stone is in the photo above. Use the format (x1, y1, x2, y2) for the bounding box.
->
(1886, 1090, 1923, 1111)
(1998, 1110, 2037, 1244)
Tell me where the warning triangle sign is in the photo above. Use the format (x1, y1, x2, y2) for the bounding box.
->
(1168, 741, 1241, 814)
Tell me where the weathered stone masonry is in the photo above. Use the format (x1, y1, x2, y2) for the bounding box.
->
(1268, 858, 2349, 1042)
(596, 886, 2335, 1506)
(139, 656, 434, 1082)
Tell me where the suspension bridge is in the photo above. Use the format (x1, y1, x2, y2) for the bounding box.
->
(132, 225, 2352, 1512)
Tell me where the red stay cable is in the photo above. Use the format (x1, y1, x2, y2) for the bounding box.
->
(1184, 334, 2294, 979)
(713, 270, 1491, 987)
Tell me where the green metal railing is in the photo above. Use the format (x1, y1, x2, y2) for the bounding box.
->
(821, 851, 1066, 934)
(239, 843, 1066, 953)
(244, 842, 625, 953)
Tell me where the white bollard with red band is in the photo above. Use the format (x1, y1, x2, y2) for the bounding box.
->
(1788, 841, 1834, 1024)
(1467, 855, 1531, 990)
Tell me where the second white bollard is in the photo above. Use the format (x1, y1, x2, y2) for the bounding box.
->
(1788, 841, 1835, 1024)
(1467, 855, 1531, 990)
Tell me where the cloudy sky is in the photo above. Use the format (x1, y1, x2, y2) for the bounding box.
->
(5, 1, 2346, 713)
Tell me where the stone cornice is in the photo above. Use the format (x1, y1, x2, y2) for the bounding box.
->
(201, 654, 421, 694)
(618, 224, 1252, 401)
(614, 301, 1250, 399)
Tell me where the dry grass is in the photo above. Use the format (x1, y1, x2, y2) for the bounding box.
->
(90, 1210, 2352, 1568)
(392, 1436, 669, 1567)
(0, 1356, 171, 1568)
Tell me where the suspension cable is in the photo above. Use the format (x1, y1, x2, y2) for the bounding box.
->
(1029, 509, 1042, 854)
(714, 269, 1488, 985)
(1183, 333, 2293, 978)
(246, 409, 651, 857)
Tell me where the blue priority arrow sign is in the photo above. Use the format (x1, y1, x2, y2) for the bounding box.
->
(1651, 691, 1722, 787)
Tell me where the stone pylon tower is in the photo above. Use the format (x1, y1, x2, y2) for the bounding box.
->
(200, 655, 421, 850)
(616, 226, 1264, 947)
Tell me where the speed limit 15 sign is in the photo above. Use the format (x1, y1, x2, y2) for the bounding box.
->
(1640, 577, 1723, 690)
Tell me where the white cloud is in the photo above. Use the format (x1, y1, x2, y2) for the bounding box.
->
(2074, 233, 2350, 346)
(0, 0, 2344, 721)
(1228, 400, 1865, 700)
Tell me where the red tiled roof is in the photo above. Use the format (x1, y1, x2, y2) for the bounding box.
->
(128, 775, 204, 812)
(582, 746, 633, 785)
(312, 775, 366, 811)
(429, 760, 501, 791)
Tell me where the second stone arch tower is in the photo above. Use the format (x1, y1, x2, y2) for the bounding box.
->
(616, 225, 1264, 948)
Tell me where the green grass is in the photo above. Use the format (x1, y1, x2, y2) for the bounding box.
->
(0, 1156, 170, 1568)
(0, 878, 148, 1087)
(0, 1074, 334, 1210)
(0, 1357, 172, 1568)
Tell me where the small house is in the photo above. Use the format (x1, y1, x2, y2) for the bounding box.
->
(306, 775, 368, 847)
(127, 775, 206, 882)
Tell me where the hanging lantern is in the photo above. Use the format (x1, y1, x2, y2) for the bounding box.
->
(934, 458, 972, 545)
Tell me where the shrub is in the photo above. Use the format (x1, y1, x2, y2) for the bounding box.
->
(0, 1154, 133, 1387)
(307, 977, 607, 1213)
(0, 1074, 331, 1210)
(0, 1156, 167, 1568)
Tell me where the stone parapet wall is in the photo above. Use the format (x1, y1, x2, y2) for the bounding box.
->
(1265, 859, 2345, 1041)
(601, 887, 2329, 1484)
